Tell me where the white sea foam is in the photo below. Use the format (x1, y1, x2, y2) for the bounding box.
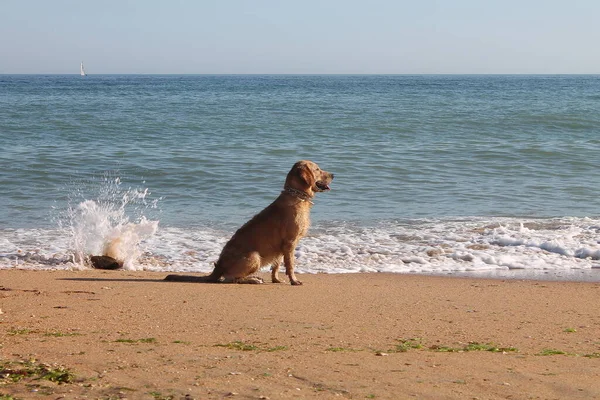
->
(3, 217, 599, 277)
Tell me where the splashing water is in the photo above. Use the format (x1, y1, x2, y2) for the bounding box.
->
(64, 176, 159, 270)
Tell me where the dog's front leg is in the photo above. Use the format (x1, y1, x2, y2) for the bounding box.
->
(271, 258, 284, 283)
(283, 251, 302, 286)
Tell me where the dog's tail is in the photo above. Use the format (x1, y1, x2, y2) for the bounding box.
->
(163, 274, 220, 283)
(164, 262, 223, 283)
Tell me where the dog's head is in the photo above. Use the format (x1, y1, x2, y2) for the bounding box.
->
(285, 160, 334, 197)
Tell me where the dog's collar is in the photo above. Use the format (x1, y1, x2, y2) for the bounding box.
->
(282, 186, 314, 205)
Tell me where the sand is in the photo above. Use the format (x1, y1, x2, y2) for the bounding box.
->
(1, 269, 600, 399)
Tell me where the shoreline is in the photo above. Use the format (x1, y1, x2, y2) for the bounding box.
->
(422, 268, 600, 282)
(4, 266, 600, 283)
(1, 269, 600, 399)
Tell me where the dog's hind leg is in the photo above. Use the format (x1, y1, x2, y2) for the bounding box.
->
(223, 252, 264, 284)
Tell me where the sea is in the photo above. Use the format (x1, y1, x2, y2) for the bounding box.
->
(2, 74, 600, 280)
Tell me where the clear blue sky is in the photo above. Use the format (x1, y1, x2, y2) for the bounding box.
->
(1, 0, 598, 74)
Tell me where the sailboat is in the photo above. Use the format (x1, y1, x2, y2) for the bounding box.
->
(80, 62, 87, 76)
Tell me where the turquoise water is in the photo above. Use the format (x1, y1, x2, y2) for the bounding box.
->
(1, 75, 600, 275)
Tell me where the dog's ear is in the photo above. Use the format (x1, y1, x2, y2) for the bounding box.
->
(288, 161, 315, 190)
(297, 163, 315, 188)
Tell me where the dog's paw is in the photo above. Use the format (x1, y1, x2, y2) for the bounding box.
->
(290, 279, 303, 286)
(233, 276, 264, 284)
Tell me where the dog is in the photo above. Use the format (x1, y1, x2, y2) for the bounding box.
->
(165, 160, 333, 285)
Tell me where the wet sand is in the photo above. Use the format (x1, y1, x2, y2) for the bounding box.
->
(1, 269, 600, 399)
(429, 268, 600, 282)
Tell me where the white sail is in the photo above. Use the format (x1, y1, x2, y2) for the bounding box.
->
(80, 62, 86, 76)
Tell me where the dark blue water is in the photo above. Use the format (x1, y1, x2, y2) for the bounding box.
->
(1, 75, 600, 274)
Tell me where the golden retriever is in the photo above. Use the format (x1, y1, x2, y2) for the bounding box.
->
(165, 160, 333, 285)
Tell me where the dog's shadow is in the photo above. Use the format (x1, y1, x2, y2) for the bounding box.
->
(59, 275, 223, 284)
(59, 277, 165, 283)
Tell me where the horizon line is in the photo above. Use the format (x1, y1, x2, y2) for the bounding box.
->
(2, 73, 599, 76)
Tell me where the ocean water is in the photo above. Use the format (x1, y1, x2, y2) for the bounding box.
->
(2, 74, 600, 278)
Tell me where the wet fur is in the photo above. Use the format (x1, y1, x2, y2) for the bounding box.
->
(165, 160, 333, 285)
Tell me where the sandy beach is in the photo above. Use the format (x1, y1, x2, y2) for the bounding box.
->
(1, 269, 600, 399)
